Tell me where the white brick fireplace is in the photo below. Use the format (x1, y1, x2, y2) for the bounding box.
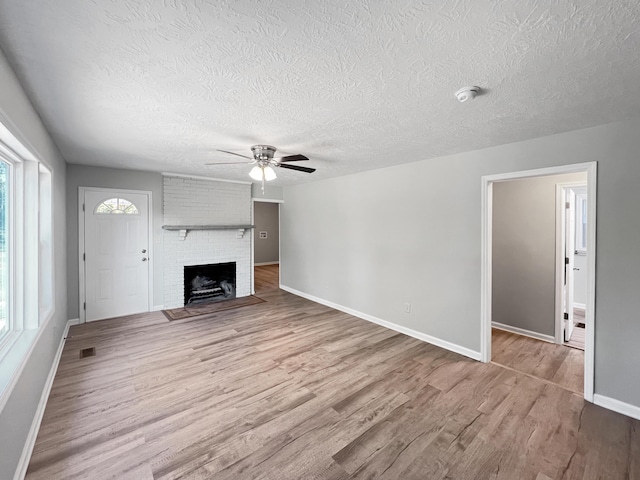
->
(163, 175, 252, 309)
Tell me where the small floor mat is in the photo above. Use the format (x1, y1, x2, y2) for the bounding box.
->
(162, 295, 266, 321)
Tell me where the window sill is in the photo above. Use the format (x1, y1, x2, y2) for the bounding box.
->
(0, 328, 41, 413)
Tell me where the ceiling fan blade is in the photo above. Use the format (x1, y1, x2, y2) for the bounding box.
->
(277, 163, 316, 173)
(216, 149, 252, 160)
(205, 161, 252, 165)
(278, 154, 309, 162)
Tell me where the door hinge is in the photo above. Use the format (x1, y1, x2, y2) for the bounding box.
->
(83, 203, 85, 212)
(563, 312, 569, 320)
(565, 202, 570, 209)
(83, 302, 86, 310)
(83, 253, 85, 261)
(565, 257, 569, 265)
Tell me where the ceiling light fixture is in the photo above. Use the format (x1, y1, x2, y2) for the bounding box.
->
(263, 166, 277, 181)
(249, 164, 277, 193)
(249, 165, 263, 181)
(207, 144, 315, 195)
(455, 86, 480, 103)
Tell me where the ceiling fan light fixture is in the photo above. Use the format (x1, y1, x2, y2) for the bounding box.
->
(249, 165, 277, 182)
(263, 166, 277, 181)
(249, 165, 263, 181)
(210, 145, 313, 189)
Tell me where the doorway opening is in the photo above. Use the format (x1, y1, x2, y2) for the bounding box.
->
(481, 163, 596, 401)
(557, 183, 588, 351)
(251, 198, 282, 294)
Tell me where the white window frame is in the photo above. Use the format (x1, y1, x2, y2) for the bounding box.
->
(0, 152, 14, 348)
(39, 164, 53, 320)
(0, 128, 54, 413)
(0, 144, 20, 351)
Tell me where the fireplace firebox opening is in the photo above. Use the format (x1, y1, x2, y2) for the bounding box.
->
(184, 262, 236, 306)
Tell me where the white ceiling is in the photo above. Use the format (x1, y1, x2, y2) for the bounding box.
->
(0, 0, 639, 185)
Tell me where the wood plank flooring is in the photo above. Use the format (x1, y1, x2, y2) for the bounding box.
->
(254, 263, 280, 294)
(565, 309, 586, 350)
(26, 266, 639, 479)
(565, 325, 586, 351)
(492, 329, 584, 394)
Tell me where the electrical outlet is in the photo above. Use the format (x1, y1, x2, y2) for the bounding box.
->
(404, 302, 411, 314)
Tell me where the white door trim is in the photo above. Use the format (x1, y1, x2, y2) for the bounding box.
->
(251, 197, 284, 203)
(78, 187, 154, 324)
(250, 199, 255, 294)
(480, 162, 597, 402)
(555, 182, 587, 345)
(278, 202, 281, 288)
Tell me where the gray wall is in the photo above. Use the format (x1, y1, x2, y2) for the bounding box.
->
(0, 49, 68, 478)
(66, 164, 164, 317)
(252, 183, 283, 201)
(254, 202, 280, 264)
(281, 117, 640, 409)
(492, 173, 586, 336)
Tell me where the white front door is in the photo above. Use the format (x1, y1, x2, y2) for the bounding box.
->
(84, 190, 150, 322)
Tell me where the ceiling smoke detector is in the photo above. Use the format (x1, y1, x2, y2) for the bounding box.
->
(455, 86, 480, 103)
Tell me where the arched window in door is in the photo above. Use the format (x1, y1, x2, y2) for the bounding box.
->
(94, 198, 139, 215)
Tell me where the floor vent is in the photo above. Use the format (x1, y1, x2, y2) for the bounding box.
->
(80, 347, 96, 359)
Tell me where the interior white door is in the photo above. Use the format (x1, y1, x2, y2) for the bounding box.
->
(84, 191, 150, 322)
(563, 189, 576, 342)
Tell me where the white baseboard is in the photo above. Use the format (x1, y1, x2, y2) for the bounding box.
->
(573, 303, 586, 312)
(593, 394, 640, 421)
(254, 261, 279, 266)
(280, 285, 481, 361)
(491, 322, 555, 343)
(152, 305, 164, 312)
(13, 318, 75, 480)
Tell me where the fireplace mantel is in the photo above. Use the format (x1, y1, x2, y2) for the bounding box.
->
(163, 224, 254, 240)
(162, 224, 254, 231)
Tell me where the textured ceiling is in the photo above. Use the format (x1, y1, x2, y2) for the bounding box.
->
(0, 0, 639, 185)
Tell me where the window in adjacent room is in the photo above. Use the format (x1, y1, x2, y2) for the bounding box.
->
(0, 160, 8, 342)
(575, 192, 587, 254)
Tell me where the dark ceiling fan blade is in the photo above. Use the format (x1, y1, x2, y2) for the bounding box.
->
(205, 161, 251, 165)
(278, 154, 309, 162)
(216, 149, 252, 160)
(277, 163, 316, 173)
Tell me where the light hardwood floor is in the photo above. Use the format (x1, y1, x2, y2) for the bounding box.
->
(492, 329, 584, 394)
(26, 266, 639, 479)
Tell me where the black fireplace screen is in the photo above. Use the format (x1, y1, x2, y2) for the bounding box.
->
(183, 262, 236, 305)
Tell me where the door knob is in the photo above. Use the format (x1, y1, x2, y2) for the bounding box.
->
(142, 249, 147, 253)
(142, 257, 148, 261)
